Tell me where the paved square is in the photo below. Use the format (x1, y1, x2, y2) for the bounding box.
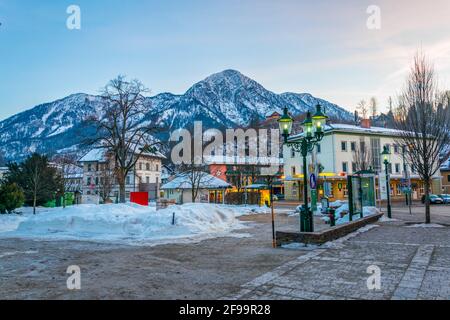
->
(227, 208, 450, 300)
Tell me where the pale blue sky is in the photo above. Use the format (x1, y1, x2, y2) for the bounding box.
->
(1, 0, 450, 120)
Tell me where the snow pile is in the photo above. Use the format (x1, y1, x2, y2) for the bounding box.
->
(320, 205, 380, 225)
(379, 216, 399, 222)
(0, 203, 253, 245)
(335, 207, 380, 225)
(0, 215, 28, 233)
(292, 203, 324, 216)
(406, 223, 445, 228)
(330, 200, 348, 208)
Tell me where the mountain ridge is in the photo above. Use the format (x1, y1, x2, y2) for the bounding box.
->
(0, 69, 354, 161)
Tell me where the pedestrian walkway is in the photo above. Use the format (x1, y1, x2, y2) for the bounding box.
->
(224, 222, 450, 300)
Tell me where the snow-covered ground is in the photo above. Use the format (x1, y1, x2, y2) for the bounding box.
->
(319, 203, 380, 225)
(0, 203, 267, 246)
(406, 223, 445, 228)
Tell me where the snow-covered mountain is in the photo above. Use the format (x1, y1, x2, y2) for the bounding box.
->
(0, 69, 353, 161)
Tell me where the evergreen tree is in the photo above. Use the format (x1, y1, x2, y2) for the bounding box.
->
(7, 153, 59, 214)
(0, 183, 25, 214)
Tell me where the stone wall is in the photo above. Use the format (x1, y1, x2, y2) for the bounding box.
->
(276, 212, 383, 246)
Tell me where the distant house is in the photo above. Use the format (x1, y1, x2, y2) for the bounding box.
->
(265, 111, 281, 121)
(204, 155, 284, 195)
(161, 173, 231, 204)
(79, 147, 165, 202)
(161, 164, 175, 185)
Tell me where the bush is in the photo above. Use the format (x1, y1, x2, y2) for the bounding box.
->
(0, 183, 25, 214)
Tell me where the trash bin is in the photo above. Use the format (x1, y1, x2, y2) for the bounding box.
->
(299, 205, 312, 232)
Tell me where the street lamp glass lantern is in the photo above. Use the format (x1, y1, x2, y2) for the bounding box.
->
(278, 107, 293, 138)
(302, 111, 313, 138)
(381, 146, 391, 164)
(312, 104, 328, 133)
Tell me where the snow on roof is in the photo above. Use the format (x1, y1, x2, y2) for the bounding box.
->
(79, 149, 107, 162)
(243, 184, 269, 189)
(441, 158, 450, 171)
(204, 155, 283, 166)
(79, 146, 166, 163)
(161, 173, 231, 190)
(289, 123, 403, 140)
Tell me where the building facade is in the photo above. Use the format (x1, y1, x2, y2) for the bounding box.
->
(161, 173, 231, 204)
(441, 158, 450, 194)
(283, 122, 442, 202)
(79, 148, 164, 202)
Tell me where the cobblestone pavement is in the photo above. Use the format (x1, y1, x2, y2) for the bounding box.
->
(224, 216, 450, 300)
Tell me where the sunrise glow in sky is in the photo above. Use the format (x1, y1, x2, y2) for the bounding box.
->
(1, 0, 450, 119)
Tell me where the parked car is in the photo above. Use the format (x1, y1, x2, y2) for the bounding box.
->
(438, 194, 450, 204)
(421, 194, 444, 204)
(274, 194, 285, 201)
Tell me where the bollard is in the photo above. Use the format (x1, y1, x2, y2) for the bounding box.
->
(172, 212, 176, 225)
(328, 208, 336, 227)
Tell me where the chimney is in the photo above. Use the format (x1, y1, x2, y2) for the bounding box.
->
(361, 119, 371, 129)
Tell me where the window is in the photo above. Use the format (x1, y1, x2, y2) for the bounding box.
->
(352, 162, 357, 173)
(370, 138, 381, 171)
(341, 141, 348, 152)
(447, 175, 450, 183)
(350, 142, 356, 152)
(156, 177, 159, 185)
(389, 163, 393, 174)
(126, 176, 131, 185)
(126, 192, 130, 199)
(395, 164, 400, 174)
(317, 144, 321, 153)
(146, 177, 150, 184)
(385, 144, 391, 153)
(394, 145, 399, 154)
(156, 164, 159, 172)
(139, 162, 143, 170)
(342, 162, 348, 173)
(146, 163, 150, 171)
(291, 148, 296, 158)
(88, 164, 92, 172)
(87, 177, 91, 185)
(291, 166, 296, 176)
(95, 177, 99, 185)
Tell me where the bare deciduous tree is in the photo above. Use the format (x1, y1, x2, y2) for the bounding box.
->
(369, 97, 378, 118)
(175, 163, 213, 202)
(357, 100, 369, 119)
(53, 154, 80, 208)
(394, 52, 450, 224)
(86, 75, 160, 203)
(98, 153, 116, 203)
(352, 140, 373, 172)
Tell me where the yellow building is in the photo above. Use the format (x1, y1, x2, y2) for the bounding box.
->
(283, 121, 442, 202)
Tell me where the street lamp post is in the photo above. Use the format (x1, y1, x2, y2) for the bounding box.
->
(278, 104, 328, 232)
(381, 146, 392, 219)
